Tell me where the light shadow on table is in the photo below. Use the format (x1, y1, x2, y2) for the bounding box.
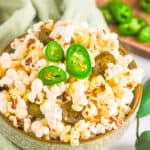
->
(111, 145, 135, 150)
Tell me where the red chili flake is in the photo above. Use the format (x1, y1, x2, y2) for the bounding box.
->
(31, 64, 35, 67)
(26, 38, 36, 48)
(70, 38, 75, 44)
(127, 83, 133, 89)
(31, 45, 35, 49)
(12, 99, 18, 109)
(109, 116, 124, 127)
(25, 57, 32, 65)
(100, 83, 106, 92)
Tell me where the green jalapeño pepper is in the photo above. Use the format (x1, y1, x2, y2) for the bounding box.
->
(66, 44, 92, 79)
(94, 51, 116, 75)
(39, 66, 67, 85)
(61, 101, 83, 124)
(140, 0, 150, 13)
(138, 26, 150, 43)
(119, 18, 141, 36)
(28, 103, 43, 118)
(109, 2, 132, 23)
(45, 40, 64, 62)
(137, 17, 148, 30)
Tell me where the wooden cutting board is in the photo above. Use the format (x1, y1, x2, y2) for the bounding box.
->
(97, 0, 150, 56)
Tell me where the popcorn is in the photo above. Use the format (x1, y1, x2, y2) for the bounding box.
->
(14, 80, 26, 96)
(9, 116, 18, 127)
(82, 102, 98, 120)
(0, 92, 8, 114)
(60, 125, 71, 143)
(129, 68, 144, 84)
(69, 80, 88, 111)
(72, 104, 83, 112)
(31, 120, 50, 138)
(17, 70, 30, 85)
(11, 38, 23, 49)
(0, 20, 144, 146)
(55, 122, 65, 134)
(7, 102, 15, 114)
(29, 71, 39, 82)
(50, 24, 74, 43)
(88, 50, 99, 67)
(40, 99, 62, 129)
(35, 92, 45, 104)
(120, 88, 133, 105)
(119, 104, 131, 114)
(24, 118, 31, 132)
(49, 129, 59, 139)
(95, 124, 106, 134)
(0, 68, 19, 87)
(0, 76, 13, 86)
(14, 96, 28, 119)
(35, 59, 47, 68)
(50, 83, 66, 97)
(27, 79, 43, 103)
(0, 53, 12, 69)
(101, 117, 117, 131)
(27, 92, 36, 103)
(118, 54, 133, 67)
(6, 69, 18, 81)
(89, 75, 105, 90)
(75, 120, 90, 131)
(15, 108, 28, 119)
(109, 102, 118, 116)
(31, 79, 43, 94)
(10, 41, 27, 60)
(105, 64, 124, 81)
(81, 130, 91, 140)
(28, 20, 54, 33)
(49, 122, 64, 139)
(70, 128, 80, 145)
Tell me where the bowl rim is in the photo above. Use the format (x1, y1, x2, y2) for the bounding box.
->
(0, 41, 143, 145)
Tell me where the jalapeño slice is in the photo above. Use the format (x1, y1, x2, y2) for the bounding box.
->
(45, 40, 64, 62)
(27, 103, 43, 118)
(61, 101, 83, 124)
(39, 66, 67, 85)
(94, 51, 116, 75)
(66, 44, 92, 79)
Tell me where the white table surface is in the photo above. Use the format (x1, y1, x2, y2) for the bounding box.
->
(111, 52, 150, 150)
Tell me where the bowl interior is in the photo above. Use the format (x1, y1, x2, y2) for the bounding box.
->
(0, 42, 142, 145)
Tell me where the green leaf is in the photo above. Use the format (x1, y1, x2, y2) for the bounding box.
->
(138, 79, 150, 118)
(135, 131, 150, 150)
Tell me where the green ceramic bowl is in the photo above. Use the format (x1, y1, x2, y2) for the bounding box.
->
(0, 46, 142, 150)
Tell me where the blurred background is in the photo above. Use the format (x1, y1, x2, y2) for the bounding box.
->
(97, 0, 150, 80)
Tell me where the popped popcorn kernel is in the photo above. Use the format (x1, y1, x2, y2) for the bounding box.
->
(0, 20, 144, 146)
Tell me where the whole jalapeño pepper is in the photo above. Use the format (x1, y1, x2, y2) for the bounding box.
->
(119, 18, 141, 36)
(138, 26, 150, 43)
(109, 1, 132, 23)
(140, 0, 150, 13)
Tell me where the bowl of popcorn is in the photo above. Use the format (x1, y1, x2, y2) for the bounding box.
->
(0, 20, 144, 150)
